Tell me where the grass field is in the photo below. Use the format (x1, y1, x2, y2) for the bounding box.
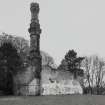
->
(0, 95, 105, 105)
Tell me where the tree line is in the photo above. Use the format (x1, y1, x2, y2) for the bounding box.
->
(58, 49, 105, 95)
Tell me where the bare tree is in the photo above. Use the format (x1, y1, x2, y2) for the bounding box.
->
(41, 51, 57, 70)
(93, 56, 105, 94)
(82, 56, 93, 94)
(82, 55, 105, 94)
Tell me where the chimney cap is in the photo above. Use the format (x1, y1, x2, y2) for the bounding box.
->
(30, 2, 39, 13)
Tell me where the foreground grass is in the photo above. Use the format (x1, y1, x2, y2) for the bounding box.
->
(0, 95, 105, 105)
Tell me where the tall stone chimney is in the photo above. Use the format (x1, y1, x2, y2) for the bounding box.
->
(28, 2, 42, 95)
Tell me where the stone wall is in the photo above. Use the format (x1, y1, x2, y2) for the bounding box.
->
(25, 51, 83, 95)
(41, 68, 83, 95)
(13, 66, 35, 95)
(41, 81, 83, 95)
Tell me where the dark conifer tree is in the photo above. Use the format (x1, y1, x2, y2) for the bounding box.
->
(58, 49, 84, 78)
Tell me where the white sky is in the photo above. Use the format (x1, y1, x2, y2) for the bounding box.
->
(0, 0, 105, 65)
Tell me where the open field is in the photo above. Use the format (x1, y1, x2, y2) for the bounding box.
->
(0, 95, 105, 105)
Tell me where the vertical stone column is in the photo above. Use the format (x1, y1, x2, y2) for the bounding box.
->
(28, 2, 42, 95)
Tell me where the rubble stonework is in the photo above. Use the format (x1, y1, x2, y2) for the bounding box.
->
(40, 66, 83, 95)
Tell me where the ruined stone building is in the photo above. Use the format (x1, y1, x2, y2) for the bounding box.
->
(0, 2, 83, 95)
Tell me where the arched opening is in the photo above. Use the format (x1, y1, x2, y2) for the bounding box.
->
(0, 43, 22, 95)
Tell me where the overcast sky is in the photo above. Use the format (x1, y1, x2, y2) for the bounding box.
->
(0, 0, 105, 65)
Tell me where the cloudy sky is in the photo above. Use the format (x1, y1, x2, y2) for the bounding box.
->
(0, 0, 105, 65)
